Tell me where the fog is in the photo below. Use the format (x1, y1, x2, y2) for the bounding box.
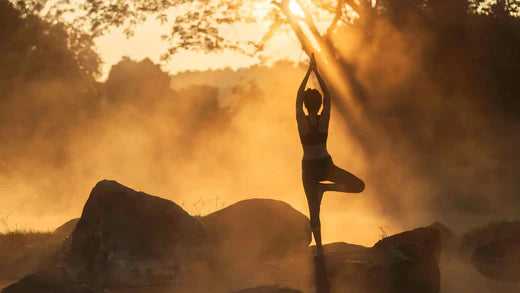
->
(1, 1, 519, 250)
(2, 56, 518, 247)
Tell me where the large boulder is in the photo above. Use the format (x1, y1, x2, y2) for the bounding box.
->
(318, 227, 441, 293)
(471, 238, 520, 283)
(373, 227, 441, 263)
(200, 199, 311, 258)
(372, 227, 441, 293)
(198, 198, 311, 286)
(59, 180, 212, 288)
(460, 221, 520, 260)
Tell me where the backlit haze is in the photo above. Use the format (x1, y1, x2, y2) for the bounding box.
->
(2, 12, 385, 245)
(95, 9, 302, 78)
(2, 0, 519, 249)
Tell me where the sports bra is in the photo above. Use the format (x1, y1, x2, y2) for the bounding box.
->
(300, 115, 328, 146)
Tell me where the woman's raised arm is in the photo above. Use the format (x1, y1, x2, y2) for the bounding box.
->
(296, 64, 312, 119)
(314, 63, 330, 114)
(312, 57, 331, 132)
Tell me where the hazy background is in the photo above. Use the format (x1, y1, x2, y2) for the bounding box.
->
(1, 0, 519, 247)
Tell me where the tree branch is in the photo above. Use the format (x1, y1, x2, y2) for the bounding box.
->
(326, 0, 344, 37)
(343, 0, 361, 15)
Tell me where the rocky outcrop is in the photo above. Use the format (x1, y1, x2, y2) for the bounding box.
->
(60, 180, 212, 288)
(200, 199, 311, 259)
(373, 227, 441, 293)
(471, 238, 520, 283)
(460, 221, 520, 260)
(319, 227, 441, 293)
(54, 218, 80, 236)
(199, 198, 311, 283)
(2, 181, 444, 293)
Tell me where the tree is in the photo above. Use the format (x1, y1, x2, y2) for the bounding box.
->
(16, 0, 520, 221)
(0, 0, 102, 166)
(470, 0, 520, 17)
(36, 0, 517, 123)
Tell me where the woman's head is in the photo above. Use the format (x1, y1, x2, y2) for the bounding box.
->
(303, 88, 322, 114)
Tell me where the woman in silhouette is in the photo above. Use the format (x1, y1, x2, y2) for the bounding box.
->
(297, 54, 365, 252)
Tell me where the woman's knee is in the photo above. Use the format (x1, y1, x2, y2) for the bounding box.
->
(355, 179, 365, 193)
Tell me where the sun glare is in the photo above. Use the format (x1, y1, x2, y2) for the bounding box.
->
(251, 1, 271, 20)
(289, 0, 305, 17)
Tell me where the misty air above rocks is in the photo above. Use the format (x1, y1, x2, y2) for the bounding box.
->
(1, 0, 520, 247)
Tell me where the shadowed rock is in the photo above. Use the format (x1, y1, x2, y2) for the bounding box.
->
(372, 227, 441, 293)
(60, 180, 212, 287)
(200, 198, 311, 259)
(199, 198, 311, 285)
(54, 218, 80, 236)
(373, 227, 441, 262)
(2, 182, 444, 293)
(460, 221, 520, 260)
(316, 227, 441, 293)
(232, 286, 303, 293)
(471, 238, 520, 283)
(427, 222, 458, 257)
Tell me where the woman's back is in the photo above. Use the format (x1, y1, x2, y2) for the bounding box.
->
(299, 115, 329, 160)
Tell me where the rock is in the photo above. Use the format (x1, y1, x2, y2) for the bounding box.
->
(59, 180, 212, 288)
(54, 218, 80, 236)
(311, 241, 369, 257)
(373, 227, 440, 293)
(427, 222, 458, 257)
(1, 268, 94, 293)
(198, 198, 311, 283)
(320, 227, 441, 293)
(460, 221, 520, 259)
(471, 238, 520, 283)
(374, 227, 441, 262)
(232, 286, 303, 293)
(200, 198, 311, 259)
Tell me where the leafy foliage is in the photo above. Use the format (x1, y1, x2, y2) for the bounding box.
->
(0, 0, 101, 166)
(33, 0, 520, 60)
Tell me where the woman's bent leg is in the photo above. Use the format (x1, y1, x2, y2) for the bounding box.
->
(323, 163, 365, 193)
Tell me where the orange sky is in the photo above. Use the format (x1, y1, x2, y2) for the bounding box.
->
(94, 15, 304, 79)
(93, 0, 340, 79)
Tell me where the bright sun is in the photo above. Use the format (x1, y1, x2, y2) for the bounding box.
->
(289, 0, 305, 17)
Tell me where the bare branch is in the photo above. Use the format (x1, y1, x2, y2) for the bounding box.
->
(326, 0, 344, 37)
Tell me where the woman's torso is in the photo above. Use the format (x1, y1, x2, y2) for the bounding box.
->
(299, 115, 329, 160)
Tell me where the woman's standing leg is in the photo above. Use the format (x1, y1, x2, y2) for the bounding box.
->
(303, 178, 324, 252)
